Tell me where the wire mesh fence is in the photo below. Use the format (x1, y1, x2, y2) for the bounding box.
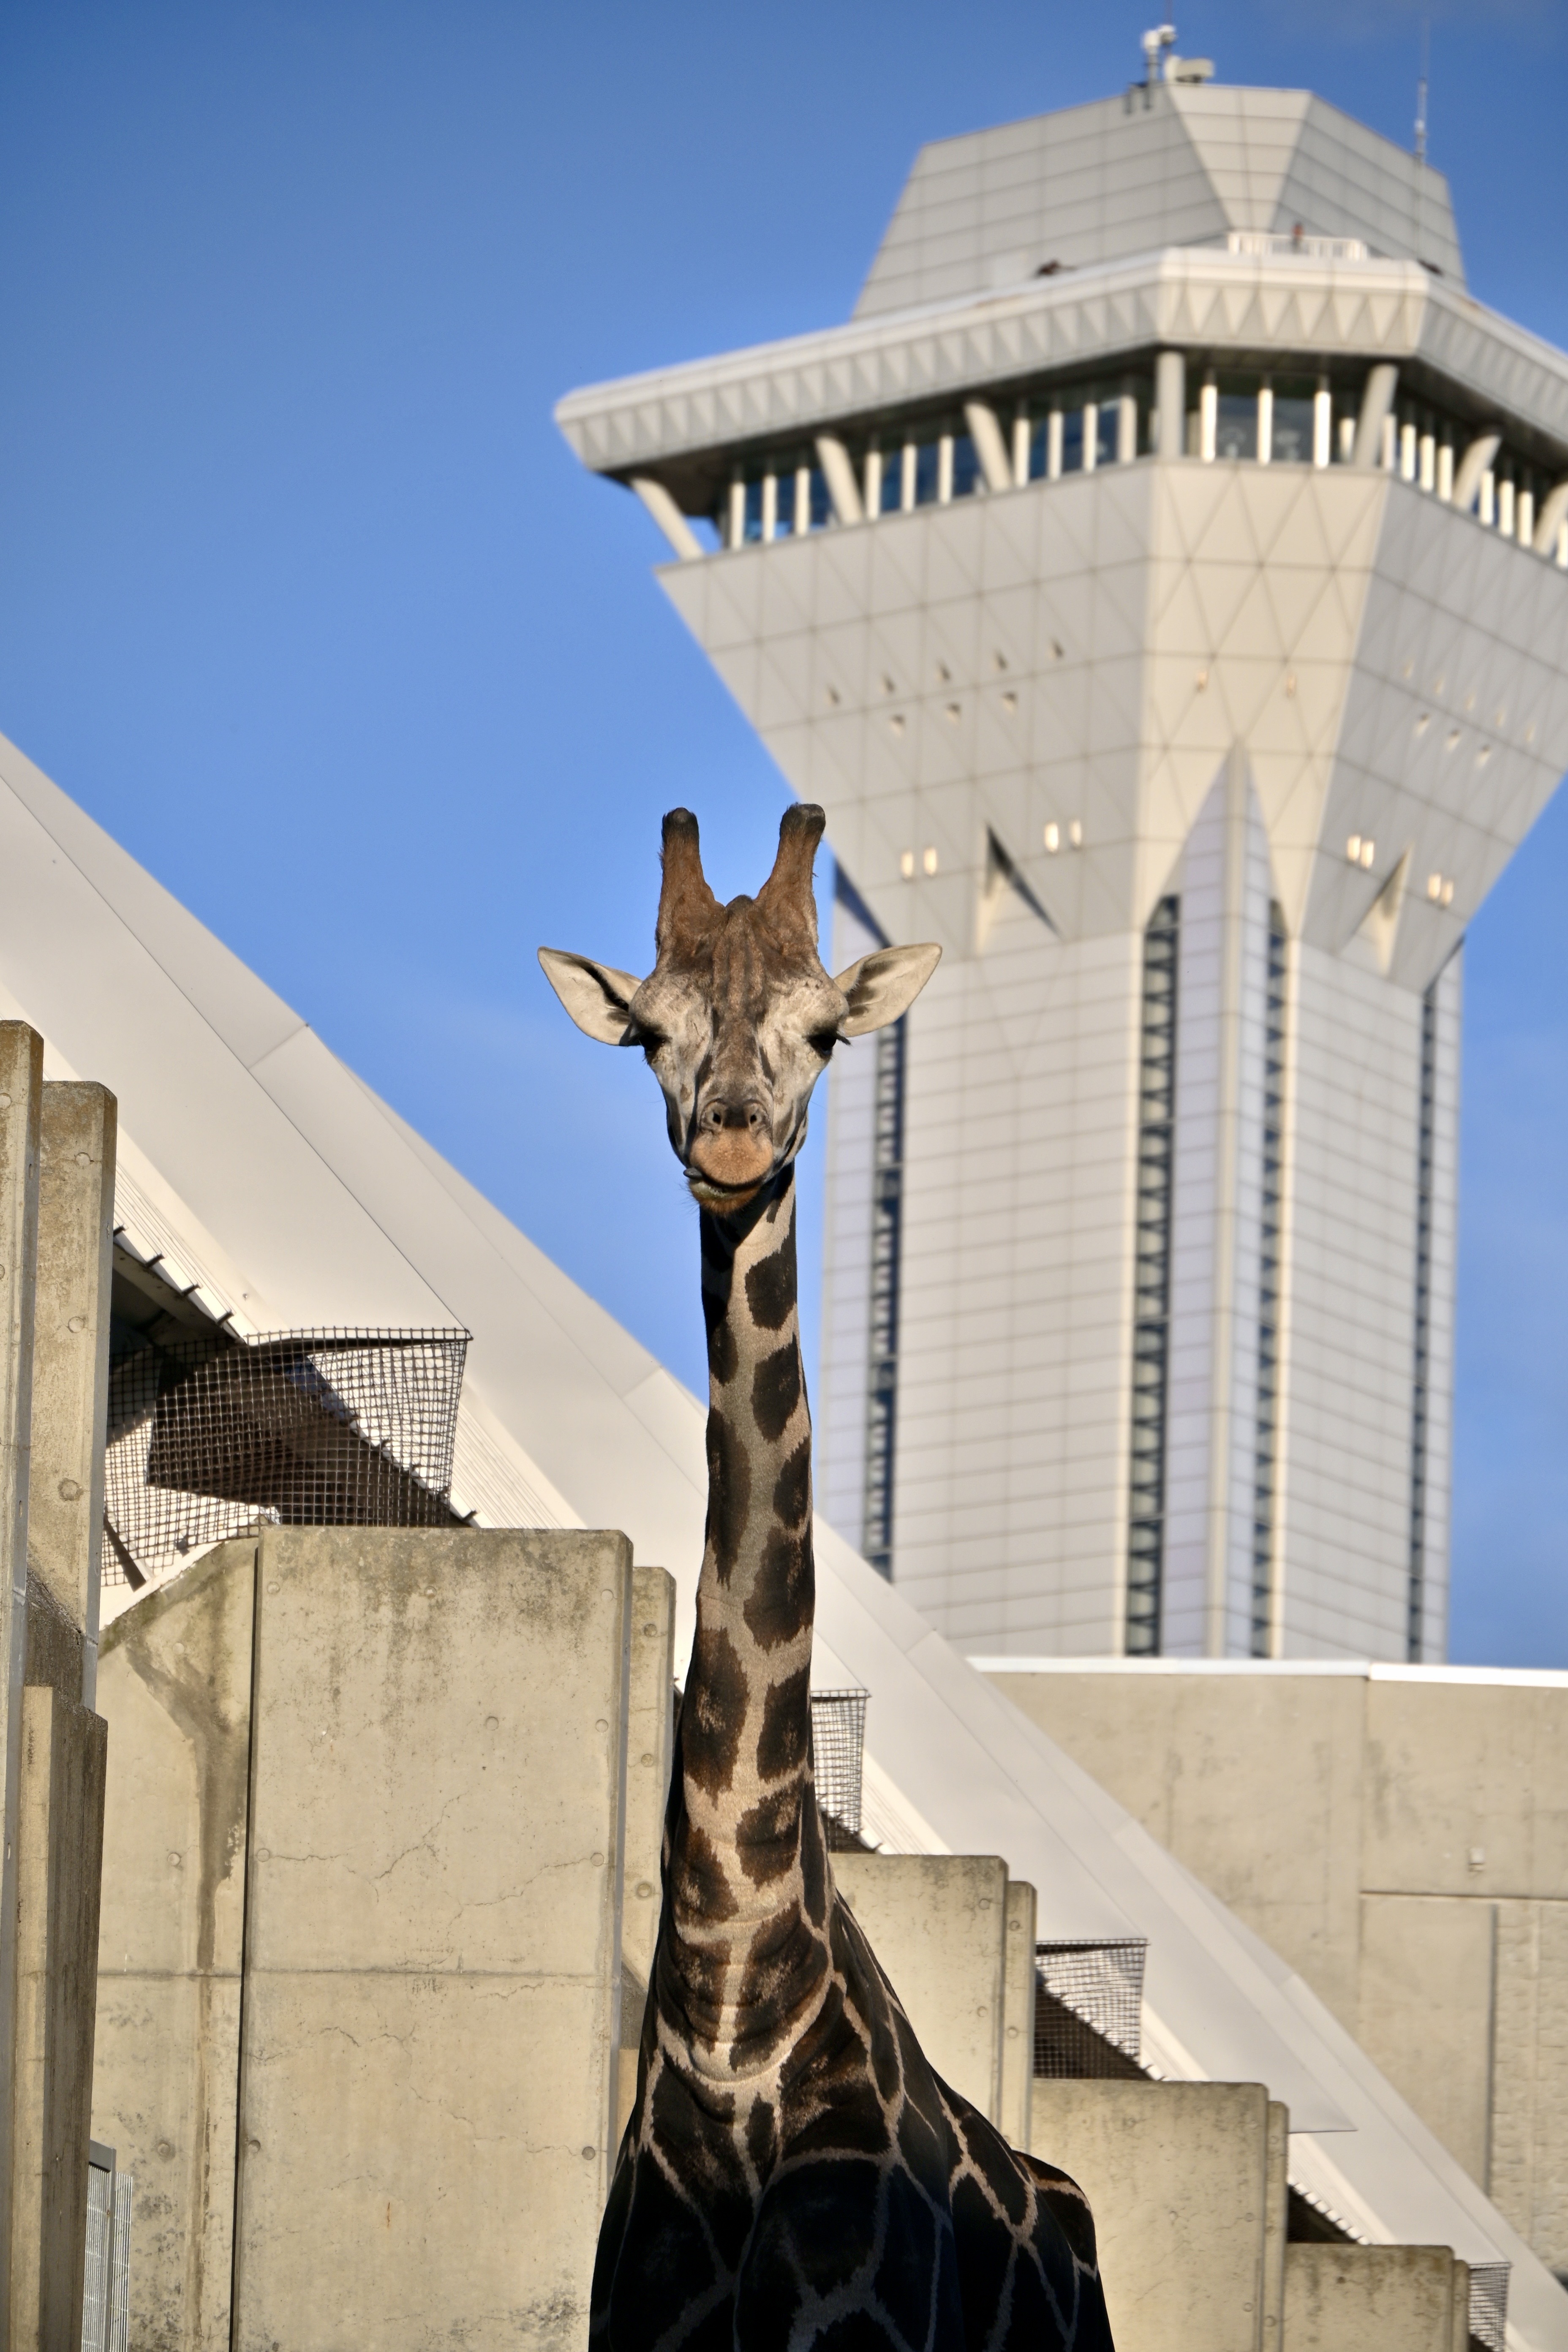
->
(811, 1689, 868, 1846)
(1468, 2261, 1509, 2352)
(102, 1327, 469, 1589)
(1034, 1938, 1148, 2078)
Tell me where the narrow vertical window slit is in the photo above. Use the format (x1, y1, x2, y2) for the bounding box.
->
(1408, 981, 1439, 1661)
(1250, 904, 1288, 1656)
(1127, 896, 1178, 1654)
(863, 1015, 906, 1578)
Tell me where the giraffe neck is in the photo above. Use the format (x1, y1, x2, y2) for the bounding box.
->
(665, 1163, 827, 2078)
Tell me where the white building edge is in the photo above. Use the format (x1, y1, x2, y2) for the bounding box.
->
(0, 728, 1558, 2346)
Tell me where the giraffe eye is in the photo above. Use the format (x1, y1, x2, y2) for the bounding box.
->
(632, 1024, 666, 1056)
(806, 1027, 839, 1059)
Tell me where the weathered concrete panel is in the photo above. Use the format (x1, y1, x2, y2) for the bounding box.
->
(1000, 1878, 1036, 2151)
(230, 1525, 631, 2352)
(834, 1852, 1007, 2123)
(1490, 1897, 1568, 2272)
(1364, 1680, 1568, 1900)
(1357, 1894, 1495, 2183)
(1030, 2080, 1270, 2352)
(985, 1669, 1366, 2030)
(1282, 2243, 1459, 2350)
(92, 1538, 255, 2352)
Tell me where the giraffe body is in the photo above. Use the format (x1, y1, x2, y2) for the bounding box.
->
(541, 808, 1113, 2352)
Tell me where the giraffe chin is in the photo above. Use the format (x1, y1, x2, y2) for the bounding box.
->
(685, 1171, 766, 1212)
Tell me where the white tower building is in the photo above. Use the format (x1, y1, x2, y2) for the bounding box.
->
(557, 67, 1568, 1662)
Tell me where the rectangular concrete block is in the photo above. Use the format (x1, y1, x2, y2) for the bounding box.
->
(1489, 1897, 1568, 2273)
(834, 1852, 1007, 2123)
(1356, 1894, 1494, 2182)
(1030, 2079, 1270, 2352)
(92, 1536, 256, 2352)
(1282, 2243, 1459, 2351)
(11, 1681, 107, 2352)
(229, 1525, 632, 2352)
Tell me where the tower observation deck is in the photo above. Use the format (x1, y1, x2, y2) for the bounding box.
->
(557, 71, 1568, 1662)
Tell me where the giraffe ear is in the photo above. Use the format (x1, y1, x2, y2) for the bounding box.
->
(538, 949, 646, 1045)
(833, 943, 942, 1035)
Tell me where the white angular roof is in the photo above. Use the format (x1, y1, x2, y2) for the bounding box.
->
(0, 724, 1558, 2347)
(855, 85, 1463, 318)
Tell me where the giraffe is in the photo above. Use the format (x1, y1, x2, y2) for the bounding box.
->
(541, 804, 1114, 2352)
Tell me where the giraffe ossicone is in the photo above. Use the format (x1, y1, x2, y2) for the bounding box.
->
(541, 803, 1114, 2352)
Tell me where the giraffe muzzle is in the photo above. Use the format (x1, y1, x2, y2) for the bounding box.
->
(688, 1096, 775, 1194)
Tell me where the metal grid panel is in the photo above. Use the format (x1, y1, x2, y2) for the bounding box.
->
(1468, 2261, 1509, 2352)
(103, 1328, 468, 1588)
(810, 1688, 868, 1842)
(107, 2173, 131, 2352)
(1034, 1938, 1148, 2077)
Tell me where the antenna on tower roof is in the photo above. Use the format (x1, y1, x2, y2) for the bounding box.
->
(1414, 16, 1430, 264)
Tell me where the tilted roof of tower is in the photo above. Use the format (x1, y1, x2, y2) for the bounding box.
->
(856, 83, 1463, 318)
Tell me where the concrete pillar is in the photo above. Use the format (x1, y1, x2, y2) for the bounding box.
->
(615, 1563, 675, 2143)
(999, 1879, 1035, 2150)
(1262, 2100, 1288, 2350)
(963, 401, 1013, 494)
(10, 1075, 115, 2352)
(1353, 364, 1399, 470)
(1533, 478, 1568, 556)
(1155, 352, 1186, 460)
(30, 1083, 115, 1708)
(0, 1026, 41, 2336)
(815, 436, 865, 526)
(833, 1852, 1007, 2123)
(10, 1686, 106, 2352)
(630, 475, 702, 561)
(92, 1537, 256, 2352)
(1451, 431, 1500, 517)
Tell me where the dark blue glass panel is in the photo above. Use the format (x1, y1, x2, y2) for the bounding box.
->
(914, 441, 941, 505)
(1271, 397, 1313, 463)
(1215, 393, 1258, 460)
(877, 449, 904, 513)
(1028, 418, 1050, 480)
(951, 433, 981, 498)
(1061, 410, 1084, 472)
(809, 467, 833, 529)
(1095, 404, 1118, 466)
(743, 479, 764, 543)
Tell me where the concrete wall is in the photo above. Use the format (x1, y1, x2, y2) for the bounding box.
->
(985, 1661, 1568, 2273)
(833, 1852, 1008, 2123)
(1029, 2079, 1282, 2352)
(94, 1526, 645, 2352)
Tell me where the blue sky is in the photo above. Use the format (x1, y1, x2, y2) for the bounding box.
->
(0, 0, 1564, 1662)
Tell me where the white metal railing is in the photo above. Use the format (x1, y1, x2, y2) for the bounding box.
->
(1226, 230, 1369, 262)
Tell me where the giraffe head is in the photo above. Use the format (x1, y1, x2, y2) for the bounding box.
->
(541, 804, 939, 1209)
